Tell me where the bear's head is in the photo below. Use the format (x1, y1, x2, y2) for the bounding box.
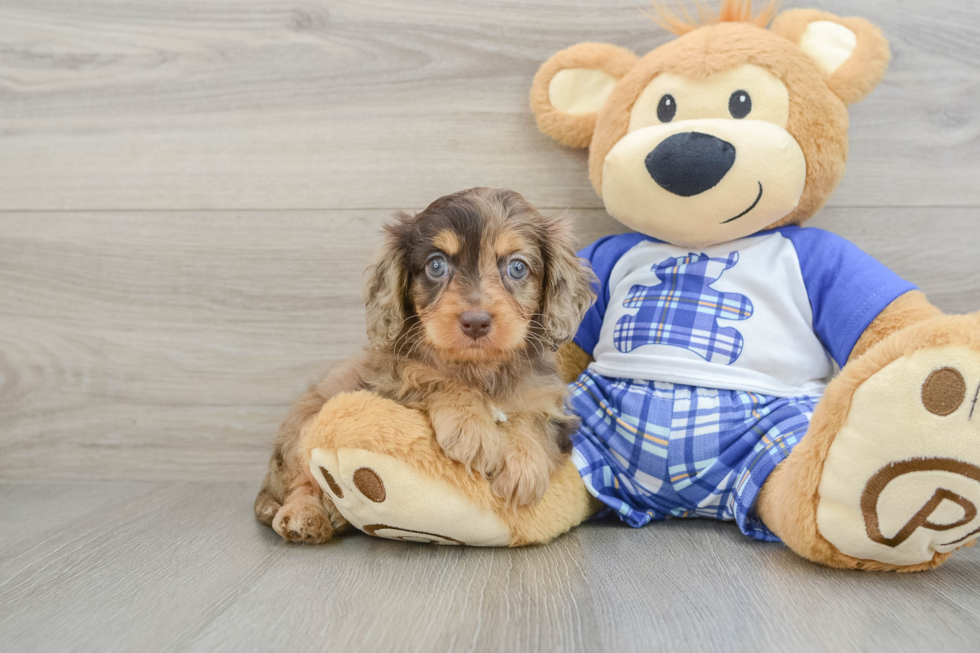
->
(530, 1, 890, 248)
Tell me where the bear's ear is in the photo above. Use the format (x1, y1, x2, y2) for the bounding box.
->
(771, 9, 891, 105)
(530, 43, 638, 148)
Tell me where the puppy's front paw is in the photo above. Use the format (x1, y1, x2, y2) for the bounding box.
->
(254, 491, 281, 526)
(433, 419, 504, 478)
(491, 446, 552, 508)
(272, 496, 334, 544)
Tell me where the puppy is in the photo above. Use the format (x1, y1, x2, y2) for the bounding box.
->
(254, 187, 596, 543)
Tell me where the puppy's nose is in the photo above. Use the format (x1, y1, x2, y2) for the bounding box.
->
(459, 311, 492, 340)
(645, 132, 736, 197)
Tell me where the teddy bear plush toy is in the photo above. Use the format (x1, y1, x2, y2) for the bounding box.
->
(300, 1, 980, 571)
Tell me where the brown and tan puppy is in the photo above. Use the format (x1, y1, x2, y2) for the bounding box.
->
(254, 187, 595, 543)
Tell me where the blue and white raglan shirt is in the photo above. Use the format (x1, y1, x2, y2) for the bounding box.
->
(566, 227, 918, 540)
(574, 227, 917, 397)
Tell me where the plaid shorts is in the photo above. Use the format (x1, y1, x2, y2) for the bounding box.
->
(569, 369, 819, 542)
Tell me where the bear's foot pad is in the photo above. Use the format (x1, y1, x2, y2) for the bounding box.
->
(818, 345, 980, 566)
(310, 447, 512, 546)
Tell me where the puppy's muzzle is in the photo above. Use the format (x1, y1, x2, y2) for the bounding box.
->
(459, 311, 492, 340)
(645, 132, 736, 197)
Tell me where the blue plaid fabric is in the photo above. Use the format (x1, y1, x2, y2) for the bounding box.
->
(569, 369, 818, 541)
(613, 252, 754, 365)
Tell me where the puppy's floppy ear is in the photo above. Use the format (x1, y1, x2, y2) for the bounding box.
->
(364, 213, 412, 349)
(530, 43, 638, 149)
(537, 213, 597, 350)
(771, 9, 890, 105)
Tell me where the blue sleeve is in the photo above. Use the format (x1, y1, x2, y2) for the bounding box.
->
(784, 228, 917, 367)
(574, 232, 652, 355)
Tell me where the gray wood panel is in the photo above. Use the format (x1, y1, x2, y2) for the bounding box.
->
(1, 208, 978, 481)
(1, 0, 979, 211)
(0, 481, 978, 653)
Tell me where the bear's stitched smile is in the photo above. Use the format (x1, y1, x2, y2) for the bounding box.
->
(721, 182, 764, 225)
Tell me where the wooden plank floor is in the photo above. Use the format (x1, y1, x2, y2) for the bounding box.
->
(2, 0, 980, 651)
(1, 482, 979, 653)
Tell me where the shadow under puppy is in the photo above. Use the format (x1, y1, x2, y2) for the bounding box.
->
(255, 187, 596, 543)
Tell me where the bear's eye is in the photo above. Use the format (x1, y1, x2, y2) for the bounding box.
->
(657, 94, 676, 123)
(729, 90, 752, 119)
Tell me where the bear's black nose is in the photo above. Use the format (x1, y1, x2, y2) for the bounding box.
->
(645, 132, 736, 197)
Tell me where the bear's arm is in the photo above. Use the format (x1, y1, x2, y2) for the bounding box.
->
(847, 290, 944, 364)
(785, 227, 918, 368)
(557, 341, 593, 384)
(572, 232, 654, 358)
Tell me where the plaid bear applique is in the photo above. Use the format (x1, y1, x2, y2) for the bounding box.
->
(613, 252, 754, 364)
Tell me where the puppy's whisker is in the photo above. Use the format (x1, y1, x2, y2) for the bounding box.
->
(393, 322, 424, 360)
(517, 344, 534, 373)
(528, 318, 574, 343)
(401, 334, 422, 362)
(406, 340, 424, 362)
(522, 327, 553, 350)
(403, 327, 432, 364)
(391, 318, 421, 354)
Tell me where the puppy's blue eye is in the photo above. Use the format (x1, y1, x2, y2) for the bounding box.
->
(427, 256, 448, 279)
(507, 259, 528, 280)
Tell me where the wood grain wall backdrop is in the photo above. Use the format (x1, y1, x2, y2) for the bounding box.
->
(1, 0, 978, 481)
(1, 0, 979, 210)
